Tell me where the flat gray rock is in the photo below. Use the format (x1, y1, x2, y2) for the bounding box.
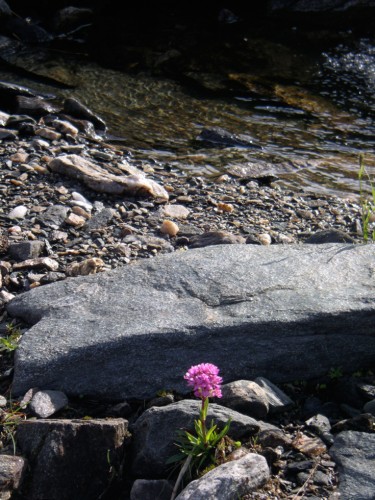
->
(7, 244, 375, 399)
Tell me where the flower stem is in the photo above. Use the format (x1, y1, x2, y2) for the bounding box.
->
(201, 398, 208, 445)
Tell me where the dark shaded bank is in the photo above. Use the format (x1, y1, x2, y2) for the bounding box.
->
(1, 1, 372, 79)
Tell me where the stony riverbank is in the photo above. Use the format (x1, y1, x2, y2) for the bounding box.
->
(0, 82, 365, 311)
(0, 82, 374, 500)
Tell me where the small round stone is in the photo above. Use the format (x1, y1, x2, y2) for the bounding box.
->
(160, 220, 179, 236)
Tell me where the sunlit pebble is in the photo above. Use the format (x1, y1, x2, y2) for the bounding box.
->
(217, 202, 234, 213)
(160, 220, 179, 236)
(8, 205, 28, 219)
(8, 226, 22, 234)
(257, 233, 272, 246)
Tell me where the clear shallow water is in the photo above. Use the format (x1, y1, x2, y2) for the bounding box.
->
(1, 36, 374, 198)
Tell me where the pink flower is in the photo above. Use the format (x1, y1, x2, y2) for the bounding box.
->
(184, 363, 223, 399)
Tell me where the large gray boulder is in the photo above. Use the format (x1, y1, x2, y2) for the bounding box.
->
(7, 244, 375, 400)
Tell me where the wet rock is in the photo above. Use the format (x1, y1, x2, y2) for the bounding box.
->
(255, 377, 294, 414)
(176, 453, 269, 499)
(189, 230, 245, 248)
(49, 154, 169, 200)
(51, 119, 79, 137)
(16, 418, 129, 500)
(29, 390, 68, 418)
(227, 160, 291, 181)
(304, 229, 355, 244)
(0, 455, 27, 500)
(6, 115, 36, 129)
(36, 127, 61, 141)
(196, 126, 262, 149)
(329, 431, 375, 500)
(7, 244, 375, 400)
(16, 96, 60, 117)
(0, 128, 16, 140)
(131, 399, 262, 477)
(63, 98, 106, 131)
(220, 380, 269, 419)
(8, 241, 44, 261)
(130, 479, 174, 500)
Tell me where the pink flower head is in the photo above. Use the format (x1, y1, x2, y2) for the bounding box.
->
(184, 363, 223, 399)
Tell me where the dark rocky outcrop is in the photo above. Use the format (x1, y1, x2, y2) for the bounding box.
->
(16, 418, 129, 500)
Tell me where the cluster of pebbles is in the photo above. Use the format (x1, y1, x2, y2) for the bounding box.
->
(0, 83, 372, 499)
(0, 89, 365, 314)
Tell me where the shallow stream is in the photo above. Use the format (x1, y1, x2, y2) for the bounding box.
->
(1, 32, 374, 198)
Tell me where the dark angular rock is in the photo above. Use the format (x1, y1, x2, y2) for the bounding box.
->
(304, 229, 355, 244)
(0, 455, 27, 500)
(6, 115, 36, 129)
(8, 241, 45, 261)
(196, 126, 262, 149)
(16, 418, 129, 500)
(130, 479, 174, 500)
(363, 399, 375, 415)
(63, 98, 106, 131)
(15, 96, 60, 117)
(84, 207, 114, 232)
(255, 377, 294, 413)
(38, 205, 70, 228)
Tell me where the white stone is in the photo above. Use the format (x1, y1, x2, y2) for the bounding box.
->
(8, 206, 28, 219)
